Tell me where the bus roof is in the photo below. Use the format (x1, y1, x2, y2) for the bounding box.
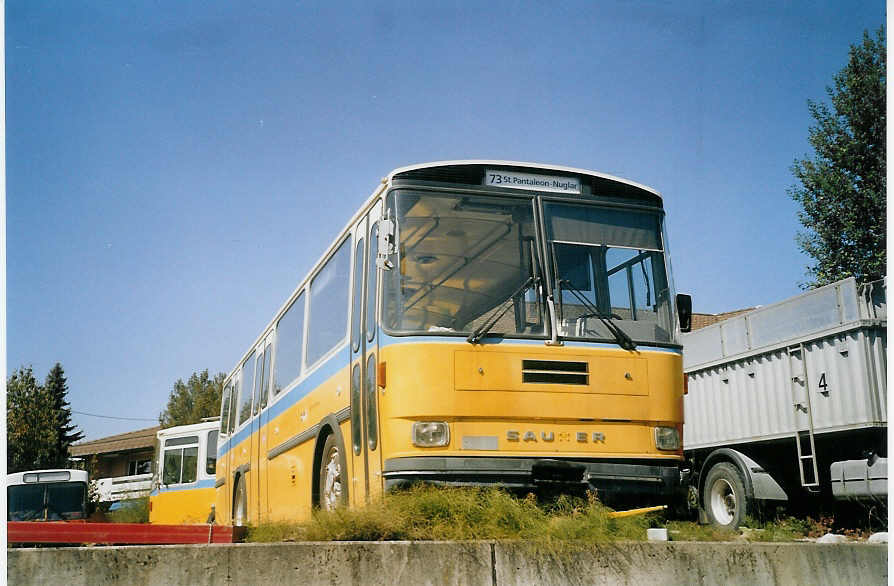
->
(156, 419, 220, 440)
(6, 469, 89, 486)
(387, 160, 662, 201)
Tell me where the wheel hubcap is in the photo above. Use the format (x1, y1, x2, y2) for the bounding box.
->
(709, 478, 737, 525)
(322, 446, 342, 510)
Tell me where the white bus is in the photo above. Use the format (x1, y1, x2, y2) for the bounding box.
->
(7, 469, 90, 521)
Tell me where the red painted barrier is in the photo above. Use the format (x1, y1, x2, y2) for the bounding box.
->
(8, 522, 244, 545)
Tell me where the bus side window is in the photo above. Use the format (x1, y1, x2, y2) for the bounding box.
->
(220, 384, 232, 436)
(306, 238, 351, 366)
(227, 384, 237, 434)
(237, 353, 256, 427)
(206, 430, 218, 475)
(259, 345, 272, 410)
(274, 292, 305, 396)
(253, 345, 270, 415)
(351, 237, 365, 352)
(367, 221, 378, 341)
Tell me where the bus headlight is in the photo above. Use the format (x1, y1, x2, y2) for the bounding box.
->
(412, 422, 450, 447)
(654, 426, 681, 451)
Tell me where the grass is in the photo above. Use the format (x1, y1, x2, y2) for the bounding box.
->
(248, 485, 653, 545)
(247, 485, 885, 545)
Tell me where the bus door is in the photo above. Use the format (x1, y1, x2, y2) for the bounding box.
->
(217, 379, 235, 521)
(250, 334, 273, 522)
(348, 205, 383, 506)
(257, 333, 274, 519)
(230, 352, 256, 525)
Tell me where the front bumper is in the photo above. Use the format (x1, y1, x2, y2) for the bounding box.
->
(384, 456, 680, 498)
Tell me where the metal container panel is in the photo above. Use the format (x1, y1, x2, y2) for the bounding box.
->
(683, 278, 881, 370)
(683, 278, 886, 450)
(685, 347, 798, 447)
(801, 329, 887, 432)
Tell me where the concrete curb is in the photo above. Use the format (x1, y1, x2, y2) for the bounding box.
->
(7, 541, 887, 585)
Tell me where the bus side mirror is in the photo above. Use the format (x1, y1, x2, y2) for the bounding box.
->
(676, 293, 692, 333)
(376, 214, 395, 271)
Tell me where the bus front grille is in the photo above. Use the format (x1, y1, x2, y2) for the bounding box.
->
(522, 360, 589, 385)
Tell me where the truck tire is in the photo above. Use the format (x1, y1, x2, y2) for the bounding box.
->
(702, 462, 749, 529)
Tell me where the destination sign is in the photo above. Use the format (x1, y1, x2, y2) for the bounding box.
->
(484, 169, 581, 194)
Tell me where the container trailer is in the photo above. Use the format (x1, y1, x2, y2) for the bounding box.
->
(682, 278, 886, 527)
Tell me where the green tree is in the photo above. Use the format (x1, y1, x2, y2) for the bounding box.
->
(44, 363, 85, 467)
(789, 28, 886, 287)
(7, 367, 59, 473)
(159, 369, 226, 428)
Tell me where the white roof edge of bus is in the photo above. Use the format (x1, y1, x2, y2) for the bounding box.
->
(387, 160, 663, 200)
(156, 419, 220, 438)
(6, 469, 89, 485)
(222, 160, 660, 384)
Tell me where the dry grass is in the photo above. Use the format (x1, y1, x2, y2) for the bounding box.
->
(248, 485, 654, 545)
(248, 485, 882, 545)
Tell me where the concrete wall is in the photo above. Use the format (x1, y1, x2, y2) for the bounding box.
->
(8, 541, 887, 586)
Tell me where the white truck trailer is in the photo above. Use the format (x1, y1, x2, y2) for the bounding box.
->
(682, 278, 886, 527)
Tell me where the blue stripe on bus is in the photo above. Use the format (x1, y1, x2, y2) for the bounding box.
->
(218, 341, 349, 459)
(149, 478, 216, 496)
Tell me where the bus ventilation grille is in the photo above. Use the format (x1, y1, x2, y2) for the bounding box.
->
(522, 360, 589, 385)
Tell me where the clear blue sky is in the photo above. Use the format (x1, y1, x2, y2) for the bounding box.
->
(6, 1, 885, 440)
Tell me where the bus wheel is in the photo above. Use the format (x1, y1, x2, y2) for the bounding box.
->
(233, 476, 247, 526)
(702, 462, 749, 529)
(319, 434, 344, 511)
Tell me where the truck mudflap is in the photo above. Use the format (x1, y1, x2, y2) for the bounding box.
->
(383, 456, 680, 498)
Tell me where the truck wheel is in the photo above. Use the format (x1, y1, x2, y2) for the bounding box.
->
(319, 434, 345, 511)
(702, 462, 749, 529)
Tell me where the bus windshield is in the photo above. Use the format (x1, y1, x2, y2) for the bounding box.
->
(383, 192, 674, 346)
(545, 201, 673, 345)
(7, 482, 87, 521)
(384, 190, 546, 338)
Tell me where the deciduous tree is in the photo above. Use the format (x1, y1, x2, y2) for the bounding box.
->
(789, 28, 886, 287)
(159, 369, 226, 428)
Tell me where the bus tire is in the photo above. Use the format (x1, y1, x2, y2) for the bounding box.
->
(233, 475, 247, 527)
(319, 433, 345, 511)
(702, 462, 749, 529)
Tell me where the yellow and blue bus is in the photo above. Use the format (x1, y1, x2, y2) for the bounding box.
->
(215, 161, 692, 525)
(149, 420, 219, 524)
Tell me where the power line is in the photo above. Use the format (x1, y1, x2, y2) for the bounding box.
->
(71, 410, 158, 422)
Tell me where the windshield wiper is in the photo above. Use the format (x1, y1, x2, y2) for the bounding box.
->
(467, 276, 535, 344)
(557, 279, 637, 351)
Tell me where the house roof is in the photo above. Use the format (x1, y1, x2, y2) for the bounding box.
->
(690, 308, 755, 331)
(70, 425, 160, 457)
